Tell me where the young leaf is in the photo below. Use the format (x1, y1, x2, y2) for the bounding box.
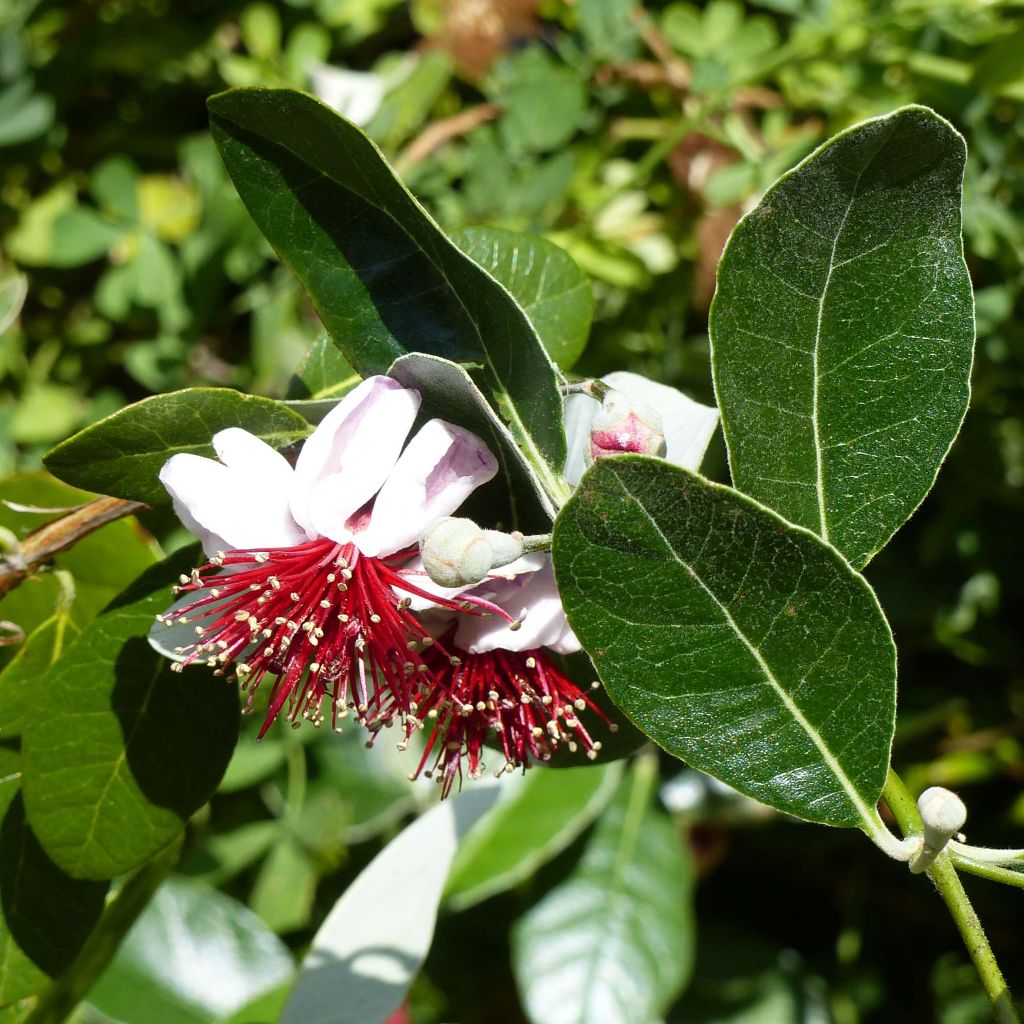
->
(512, 760, 695, 1024)
(452, 226, 593, 370)
(21, 550, 240, 879)
(445, 762, 621, 912)
(552, 456, 897, 830)
(44, 388, 312, 505)
(710, 105, 974, 568)
(1, 784, 109, 1007)
(207, 87, 570, 504)
(279, 781, 503, 1024)
(85, 877, 294, 1024)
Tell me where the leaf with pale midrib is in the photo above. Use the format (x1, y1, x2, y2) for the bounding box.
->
(552, 456, 896, 829)
(710, 105, 974, 568)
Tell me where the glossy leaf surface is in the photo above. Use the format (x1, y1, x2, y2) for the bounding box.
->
(44, 388, 311, 505)
(452, 226, 593, 370)
(710, 105, 974, 568)
(21, 551, 240, 879)
(552, 457, 896, 828)
(208, 87, 569, 500)
(512, 762, 694, 1024)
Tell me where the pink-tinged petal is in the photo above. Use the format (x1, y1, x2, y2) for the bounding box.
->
(603, 371, 719, 471)
(456, 558, 569, 654)
(160, 449, 306, 554)
(357, 419, 498, 557)
(291, 375, 420, 541)
(563, 392, 599, 486)
(159, 454, 233, 556)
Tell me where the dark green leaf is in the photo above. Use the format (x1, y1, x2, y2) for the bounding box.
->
(452, 227, 593, 370)
(1, 785, 109, 1006)
(445, 762, 621, 911)
(207, 87, 569, 501)
(21, 550, 240, 879)
(44, 388, 312, 505)
(552, 457, 896, 829)
(512, 760, 694, 1024)
(86, 877, 294, 1024)
(286, 335, 358, 401)
(710, 105, 974, 568)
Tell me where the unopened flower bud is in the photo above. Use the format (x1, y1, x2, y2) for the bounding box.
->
(421, 518, 524, 588)
(909, 786, 967, 874)
(587, 390, 666, 465)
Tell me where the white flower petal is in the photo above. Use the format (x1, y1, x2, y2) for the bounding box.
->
(159, 455, 234, 556)
(357, 419, 498, 558)
(291, 376, 420, 542)
(603, 371, 719, 471)
(309, 65, 388, 126)
(562, 392, 599, 486)
(456, 559, 568, 654)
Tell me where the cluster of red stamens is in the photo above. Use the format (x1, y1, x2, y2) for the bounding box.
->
(160, 537, 608, 788)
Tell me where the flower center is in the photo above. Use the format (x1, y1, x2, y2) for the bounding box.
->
(158, 537, 504, 737)
(385, 643, 612, 796)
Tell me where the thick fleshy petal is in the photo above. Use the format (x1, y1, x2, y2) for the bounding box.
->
(602, 371, 719, 471)
(160, 451, 303, 555)
(456, 558, 568, 654)
(291, 375, 420, 542)
(357, 419, 498, 557)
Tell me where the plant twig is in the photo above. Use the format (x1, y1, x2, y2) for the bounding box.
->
(0, 496, 146, 600)
(396, 103, 499, 172)
(883, 770, 1020, 1024)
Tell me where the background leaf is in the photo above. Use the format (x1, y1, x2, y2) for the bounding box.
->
(21, 550, 240, 879)
(43, 389, 312, 505)
(444, 762, 621, 911)
(452, 226, 593, 370)
(512, 759, 694, 1024)
(207, 87, 570, 501)
(552, 456, 896, 829)
(85, 876, 294, 1024)
(710, 105, 974, 568)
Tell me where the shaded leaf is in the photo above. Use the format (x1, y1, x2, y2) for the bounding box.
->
(1, 785, 109, 1007)
(21, 550, 240, 879)
(445, 762, 621, 911)
(552, 457, 896, 829)
(710, 105, 974, 568)
(512, 761, 694, 1024)
(86, 877, 294, 1024)
(452, 227, 593, 370)
(208, 87, 569, 502)
(285, 335, 358, 401)
(44, 389, 312, 505)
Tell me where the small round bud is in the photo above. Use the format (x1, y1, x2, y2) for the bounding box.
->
(422, 518, 491, 588)
(918, 786, 967, 842)
(481, 529, 524, 570)
(587, 390, 666, 465)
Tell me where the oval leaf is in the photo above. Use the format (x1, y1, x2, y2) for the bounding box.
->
(452, 226, 593, 370)
(552, 456, 896, 829)
(710, 105, 974, 568)
(512, 761, 694, 1024)
(207, 87, 569, 503)
(21, 551, 241, 879)
(445, 762, 621, 911)
(43, 388, 312, 505)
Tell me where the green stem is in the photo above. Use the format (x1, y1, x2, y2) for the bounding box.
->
(24, 840, 179, 1024)
(950, 853, 1024, 892)
(883, 771, 1019, 1024)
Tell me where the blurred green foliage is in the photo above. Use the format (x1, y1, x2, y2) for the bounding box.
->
(2, 0, 1024, 1021)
